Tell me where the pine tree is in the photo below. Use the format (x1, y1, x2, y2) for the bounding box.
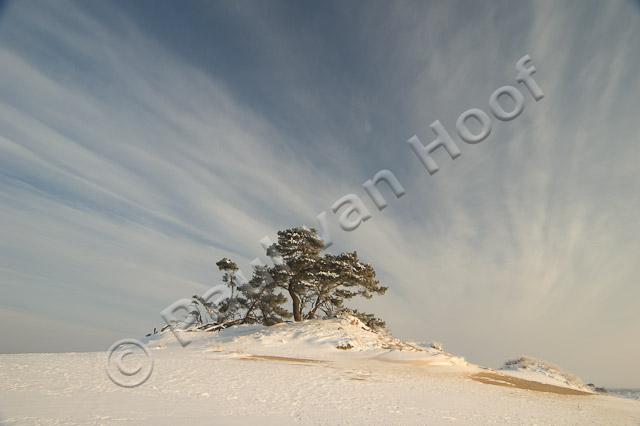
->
(215, 257, 245, 322)
(206, 227, 387, 328)
(305, 251, 387, 319)
(266, 227, 387, 321)
(267, 227, 325, 321)
(240, 265, 290, 325)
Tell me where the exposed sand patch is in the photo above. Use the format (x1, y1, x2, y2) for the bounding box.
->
(472, 372, 593, 396)
(238, 354, 327, 365)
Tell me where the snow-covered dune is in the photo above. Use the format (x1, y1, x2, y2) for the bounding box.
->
(147, 314, 466, 367)
(498, 356, 592, 392)
(1, 317, 639, 425)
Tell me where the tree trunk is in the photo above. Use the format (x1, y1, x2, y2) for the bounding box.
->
(288, 286, 302, 321)
(243, 285, 267, 323)
(306, 296, 321, 319)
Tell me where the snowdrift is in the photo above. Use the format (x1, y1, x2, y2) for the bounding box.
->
(147, 314, 595, 395)
(146, 313, 467, 367)
(499, 356, 592, 392)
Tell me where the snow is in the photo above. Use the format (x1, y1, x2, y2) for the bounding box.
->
(1, 316, 639, 425)
(498, 356, 591, 392)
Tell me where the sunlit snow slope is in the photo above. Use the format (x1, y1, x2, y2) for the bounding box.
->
(1, 316, 639, 425)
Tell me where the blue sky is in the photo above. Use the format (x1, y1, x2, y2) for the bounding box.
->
(0, 0, 638, 387)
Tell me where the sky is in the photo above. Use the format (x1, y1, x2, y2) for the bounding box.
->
(0, 0, 638, 387)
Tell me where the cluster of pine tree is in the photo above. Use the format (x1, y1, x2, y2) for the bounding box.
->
(185, 227, 388, 331)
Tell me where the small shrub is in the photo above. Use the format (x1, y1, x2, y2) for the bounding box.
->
(336, 342, 354, 350)
(426, 341, 444, 352)
(337, 308, 386, 331)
